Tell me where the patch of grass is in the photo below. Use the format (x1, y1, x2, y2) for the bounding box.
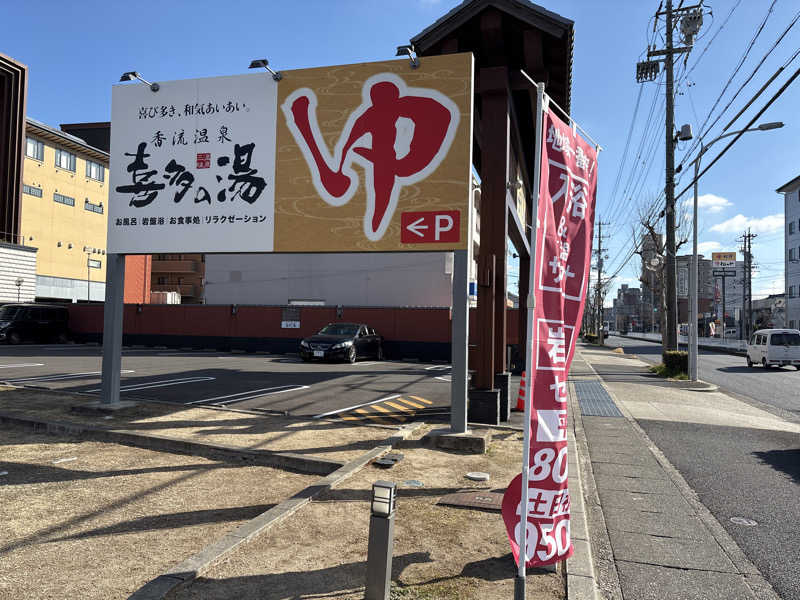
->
(649, 363, 688, 380)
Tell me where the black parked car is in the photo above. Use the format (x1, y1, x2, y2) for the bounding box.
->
(299, 323, 383, 363)
(0, 304, 69, 344)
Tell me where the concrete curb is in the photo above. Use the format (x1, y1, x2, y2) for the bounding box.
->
(0, 412, 344, 475)
(577, 350, 781, 600)
(129, 426, 422, 600)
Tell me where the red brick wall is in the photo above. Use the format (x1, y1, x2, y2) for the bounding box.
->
(123, 255, 152, 304)
(67, 303, 522, 345)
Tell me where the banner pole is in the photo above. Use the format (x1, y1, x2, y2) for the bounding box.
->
(516, 78, 545, 598)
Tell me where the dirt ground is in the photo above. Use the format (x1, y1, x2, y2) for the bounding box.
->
(172, 430, 565, 600)
(0, 426, 316, 600)
(0, 387, 396, 463)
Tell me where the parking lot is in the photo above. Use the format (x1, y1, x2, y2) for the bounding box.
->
(0, 344, 452, 424)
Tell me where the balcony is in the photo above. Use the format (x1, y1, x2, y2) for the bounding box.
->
(151, 260, 199, 274)
(152, 283, 200, 298)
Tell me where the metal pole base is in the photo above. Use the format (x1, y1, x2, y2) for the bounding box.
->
(514, 575, 526, 600)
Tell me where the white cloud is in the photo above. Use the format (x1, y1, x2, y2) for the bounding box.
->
(697, 194, 732, 214)
(709, 213, 784, 234)
(697, 241, 721, 255)
(755, 276, 784, 298)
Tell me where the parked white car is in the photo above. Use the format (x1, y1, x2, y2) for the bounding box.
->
(746, 329, 800, 369)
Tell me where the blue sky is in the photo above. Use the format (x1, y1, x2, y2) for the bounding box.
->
(4, 0, 798, 304)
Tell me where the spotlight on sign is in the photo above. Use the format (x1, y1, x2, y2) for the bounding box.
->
(395, 44, 419, 69)
(119, 71, 159, 92)
(365, 481, 397, 600)
(248, 58, 283, 81)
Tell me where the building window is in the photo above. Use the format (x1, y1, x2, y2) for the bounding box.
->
(85, 159, 105, 182)
(84, 199, 104, 214)
(791, 320, 796, 329)
(26, 137, 44, 161)
(790, 248, 796, 261)
(22, 184, 43, 197)
(157, 277, 166, 285)
(55, 148, 76, 172)
(88, 258, 102, 269)
(792, 222, 796, 234)
(54, 192, 75, 207)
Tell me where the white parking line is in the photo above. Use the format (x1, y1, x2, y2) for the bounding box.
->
(353, 362, 379, 367)
(0, 363, 44, 369)
(313, 394, 401, 419)
(435, 375, 452, 382)
(188, 384, 310, 406)
(4, 370, 135, 383)
(425, 365, 451, 371)
(85, 376, 216, 393)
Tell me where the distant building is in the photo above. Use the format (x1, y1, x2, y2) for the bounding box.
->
(612, 284, 642, 332)
(777, 175, 800, 329)
(752, 294, 785, 331)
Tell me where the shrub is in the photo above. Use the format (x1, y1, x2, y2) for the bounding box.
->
(662, 350, 688, 373)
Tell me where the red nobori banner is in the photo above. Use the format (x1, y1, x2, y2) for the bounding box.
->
(501, 106, 598, 568)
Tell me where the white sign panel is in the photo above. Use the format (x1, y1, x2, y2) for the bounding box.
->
(109, 74, 278, 253)
(677, 267, 688, 298)
(713, 260, 736, 268)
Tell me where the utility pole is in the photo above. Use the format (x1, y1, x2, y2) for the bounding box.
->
(637, 0, 703, 350)
(594, 221, 609, 344)
(739, 229, 757, 339)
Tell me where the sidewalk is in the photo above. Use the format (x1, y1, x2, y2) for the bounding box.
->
(570, 343, 788, 600)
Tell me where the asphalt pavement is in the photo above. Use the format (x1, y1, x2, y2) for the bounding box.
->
(605, 334, 800, 419)
(0, 344, 451, 423)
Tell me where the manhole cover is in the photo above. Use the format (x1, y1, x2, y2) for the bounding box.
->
(730, 517, 758, 527)
(465, 472, 490, 482)
(438, 490, 503, 512)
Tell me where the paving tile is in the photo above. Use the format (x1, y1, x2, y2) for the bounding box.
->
(615, 561, 756, 599)
(591, 462, 668, 480)
(603, 506, 709, 541)
(609, 530, 736, 572)
(596, 489, 692, 516)
(593, 472, 678, 495)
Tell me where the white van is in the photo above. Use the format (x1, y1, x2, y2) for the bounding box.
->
(746, 329, 800, 369)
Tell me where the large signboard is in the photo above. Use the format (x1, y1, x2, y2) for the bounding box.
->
(501, 106, 598, 568)
(712, 251, 736, 268)
(108, 54, 473, 254)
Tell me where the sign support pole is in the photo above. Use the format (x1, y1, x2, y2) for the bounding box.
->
(451, 248, 469, 434)
(100, 253, 125, 405)
(516, 79, 545, 600)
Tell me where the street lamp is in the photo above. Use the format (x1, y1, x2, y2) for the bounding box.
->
(14, 277, 23, 302)
(688, 121, 784, 381)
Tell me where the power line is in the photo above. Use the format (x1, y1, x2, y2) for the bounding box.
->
(678, 0, 779, 165)
(676, 63, 800, 201)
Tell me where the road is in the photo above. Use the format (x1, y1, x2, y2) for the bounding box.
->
(605, 334, 800, 418)
(0, 344, 452, 424)
(593, 336, 800, 599)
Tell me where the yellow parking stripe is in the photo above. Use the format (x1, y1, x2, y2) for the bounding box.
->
(355, 407, 398, 425)
(409, 395, 432, 405)
(372, 404, 406, 422)
(397, 398, 425, 409)
(385, 401, 413, 412)
(339, 414, 360, 421)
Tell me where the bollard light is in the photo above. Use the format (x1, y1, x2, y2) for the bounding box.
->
(366, 480, 397, 600)
(371, 481, 396, 517)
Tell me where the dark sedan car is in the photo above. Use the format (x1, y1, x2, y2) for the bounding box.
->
(299, 323, 383, 363)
